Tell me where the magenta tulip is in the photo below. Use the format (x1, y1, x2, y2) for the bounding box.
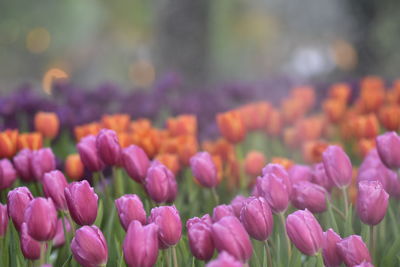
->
(240, 197, 273, 241)
(42, 170, 69, 210)
(336, 235, 371, 267)
(24, 197, 57, 241)
(31, 148, 56, 181)
(123, 221, 159, 267)
(190, 152, 218, 188)
(7, 186, 33, 231)
(71, 225, 108, 267)
(0, 203, 8, 237)
(292, 181, 327, 213)
(288, 164, 312, 184)
(187, 214, 214, 261)
(206, 251, 243, 267)
(322, 145, 352, 188)
(20, 222, 42, 260)
(212, 204, 235, 222)
(256, 174, 290, 213)
(149, 205, 182, 249)
(312, 163, 334, 192)
(262, 163, 292, 194)
(357, 180, 389, 225)
(230, 195, 247, 218)
(145, 161, 176, 203)
(115, 194, 146, 231)
(96, 129, 121, 166)
(13, 149, 34, 182)
(121, 145, 150, 184)
(53, 218, 71, 247)
(376, 131, 400, 169)
(0, 159, 17, 190)
(286, 209, 323, 256)
(212, 216, 253, 262)
(354, 262, 374, 267)
(65, 180, 98, 226)
(77, 135, 105, 172)
(322, 228, 342, 267)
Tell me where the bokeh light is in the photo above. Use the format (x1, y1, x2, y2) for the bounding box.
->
(26, 27, 51, 54)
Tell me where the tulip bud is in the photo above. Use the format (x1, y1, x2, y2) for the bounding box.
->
(354, 262, 374, 267)
(187, 214, 214, 261)
(115, 194, 146, 231)
(336, 235, 371, 267)
(212, 216, 252, 262)
(262, 163, 292, 195)
(292, 181, 327, 213)
(230, 195, 247, 217)
(0, 159, 17, 190)
(357, 180, 389, 225)
(148, 205, 182, 249)
(96, 129, 121, 166)
(322, 228, 342, 267)
(65, 153, 85, 181)
(77, 135, 105, 172)
(286, 209, 323, 256)
(0, 129, 18, 158)
(190, 152, 218, 188)
(42, 170, 69, 210)
(322, 145, 352, 188)
(0, 203, 8, 237)
(240, 197, 273, 241)
(256, 174, 290, 213)
(122, 145, 150, 183)
(13, 149, 34, 182)
(123, 221, 159, 267)
(71, 225, 108, 267)
(376, 132, 400, 169)
(31, 148, 56, 181)
(244, 151, 266, 177)
(145, 161, 176, 203)
(65, 180, 98, 226)
(53, 218, 71, 247)
(24, 197, 57, 241)
(216, 110, 247, 143)
(312, 163, 334, 192)
(288, 164, 312, 185)
(17, 132, 43, 151)
(206, 251, 243, 267)
(7, 187, 34, 231)
(20, 223, 41, 260)
(212, 205, 235, 222)
(34, 112, 60, 139)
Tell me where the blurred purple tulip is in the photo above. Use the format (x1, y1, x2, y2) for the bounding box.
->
(77, 135, 105, 172)
(0, 159, 17, 190)
(122, 145, 150, 184)
(291, 181, 327, 213)
(7, 186, 34, 231)
(24, 197, 57, 241)
(96, 129, 121, 166)
(376, 131, 400, 169)
(323, 145, 352, 188)
(190, 152, 218, 188)
(212, 204, 235, 222)
(240, 197, 273, 241)
(115, 194, 147, 231)
(322, 228, 342, 267)
(206, 251, 243, 267)
(187, 214, 215, 261)
(357, 180, 389, 225)
(42, 170, 69, 210)
(31, 148, 56, 181)
(256, 174, 290, 213)
(336, 235, 371, 267)
(20, 222, 42, 260)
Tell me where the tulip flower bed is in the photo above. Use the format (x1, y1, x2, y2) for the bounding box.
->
(1, 76, 400, 267)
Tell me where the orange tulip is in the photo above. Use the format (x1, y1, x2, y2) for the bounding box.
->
(348, 168, 358, 205)
(216, 110, 247, 143)
(302, 140, 329, 163)
(356, 138, 376, 158)
(239, 102, 271, 131)
(202, 138, 235, 162)
(244, 151, 266, 177)
(359, 76, 385, 113)
(352, 114, 380, 139)
(270, 157, 293, 170)
(379, 105, 400, 131)
(225, 156, 241, 191)
(118, 132, 133, 148)
(155, 153, 181, 175)
(34, 112, 60, 139)
(212, 155, 224, 183)
(101, 114, 130, 133)
(295, 116, 325, 142)
(129, 118, 152, 134)
(323, 99, 346, 123)
(265, 109, 282, 137)
(167, 114, 197, 137)
(17, 132, 43, 150)
(131, 128, 162, 158)
(291, 86, 316, 111)
(281, 98, 306, 124)
(176, 135, 198, 165)
(74, 123, 101, 141)
(65, 154, 84, 181)
(0, 129, 18, 158)
(283, 127, 298, 149)
(328, 83, 351, 103)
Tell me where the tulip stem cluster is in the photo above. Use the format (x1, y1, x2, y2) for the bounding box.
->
(278, 212, 291, 259)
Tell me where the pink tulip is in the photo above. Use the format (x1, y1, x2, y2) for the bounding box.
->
(122, 145, 150, 183)
(230, 195, 247, 218)
(336, 235, 371, 267)
(187, 214, 214, 261)
(0, 203, 8, 237)
(262, 163, 292, 194)
(256, 174, 290, 213)
(376, 131, 400, 169)
(42, 170, 69, 210)
(7, 187, 33, 231)
(0, 159, 17, 190)
(53, 218, 71, 247)
(96, 129, 121, 166)
(212, 204, 235, 222)
(291, 181, 327, 213)
(31, 148, 56, 181)
(20, 222, 42, 260)
(77, 135, 105, 172)
(206, 251, 243, 267)
(190, 152, 218, 188)
(357, 180, 389, 225)
(288, 164, 312, 184)
(145, 161, 176, 203)
(322, 228, 342, 267)
(24, 197, 57, 241)
(354, 262, 374, 267)
(312, 163, 334, 192)
(13, 149, 34, 182)
(240, 197, 273, 241)
(322, 145, 352, 188)
(115, 194, 147, 231)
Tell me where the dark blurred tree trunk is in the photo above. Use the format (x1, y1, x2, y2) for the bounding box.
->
(154, 0, 210, 86)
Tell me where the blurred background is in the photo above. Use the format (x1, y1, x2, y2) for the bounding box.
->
(1, 0, 400, 91)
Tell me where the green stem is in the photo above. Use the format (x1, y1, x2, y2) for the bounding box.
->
(211, 187, 219, 205)
(264, 240, 273, 267)
(279, 212, 291, 259)
(370, 225, 375, 262)
(172, 246, 179, 267)
(113, 166, 123, 198)
(316, 252, 324, 267)
(235, 143, 247, 191)
(39, 242, 47, 265)
(341, 187, 349, 220)
(330, 202, 346, 219)
(61, 212, 70, 251)
(65, 211, 76, 234)
(165, 249, 172, 267)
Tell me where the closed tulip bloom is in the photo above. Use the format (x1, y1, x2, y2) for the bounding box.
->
(0, 204, 8, 237)
(312, 163, 334, 192)
(244, 151, 266, 177)
(96, 129, 121, 166)
(53, 218, 71, 247)
(206, 251, 243, 267)
(34, 112, 60, 139)
(42, 170, 69, 210)
(322, 229, 342, 267)
(31, 148, 56, 181)
(376, 132, 400, 169)
(0, 159, 17, 190)
(289, 164, 312, 185)
(190, 152, 218, 188)
(17, 132, 43, 151)
(20, 222, 42, 260)
(212, 205, 235, 222)
(323, 145, 352, 188)
(212, 216, 253, 262)
(292, 182, 327, 213)
(216, 110, 247, 143)
(145, 161, 176, 203)
(256, 174, 290, 213)
(149, 205, 182, 248)
(123, 221, 159, 267)
(354, 262, 374, 267)
(357, 180, 389, 225)
(65, 180, 98, 226)
(71, 225, 108, 267)
(336, 235, 371, 267)
(122, 145, 150, 183)
(230, 195, 247, 217)
(0, 129, 18, 158)
(187, 214, 214, 261)
(24, 197, 57, 241)
(115, 194, 146, 231)
(286, 209, 323, 256)
(166, 174, 178, 203)
(262, 163, 292, 195)
(240, 197, 273, 241)
(65, 153, 85, 181)
(13, 149, 34, 182)
(77, 135, 105, 172)
(7, 187, 34, 231)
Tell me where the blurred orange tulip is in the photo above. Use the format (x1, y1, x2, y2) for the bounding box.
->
(291, 86, 316, 111)
(216, 110, 247, 143)
(356, 138, 376, 158)
(283, 127, 298, 149)
(65, 154, 85, 181)
(244, 150, 266, 177)
(34, 112, 60, 139)
(328, 83, 351, 103)
(271, 157, 293, 170)
(155, 153, 181, 175)
(129, 118, 152, 133)
(352, 114, 380, 139)
(359, 76, 385, 113)
(265, 109, 282, 137)
(132, 128, 162, 158)
(302, 140, 329, 163)
(0, 129, 18, 158)
(281, 98, 306, 124)
(17, 132, 43, 150)
(176, 135, 198, 165)
(202, 138, 235, 162)
(323, 99, 346, 123)
(118, 132, 133, 148)
(295, 116, 325, 142)
(167, 114, 197, 137)
(239, 102, 271, 131)
(101, 114, 130, 133)
(225, 156, 241, 190)
(74, 123, 101, 141)
(212, 155, 224, 184)
(379, 105, 400, 131)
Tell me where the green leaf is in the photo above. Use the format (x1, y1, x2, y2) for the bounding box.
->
(380, 235, 400, 267)
(95, 199, 104, 227)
